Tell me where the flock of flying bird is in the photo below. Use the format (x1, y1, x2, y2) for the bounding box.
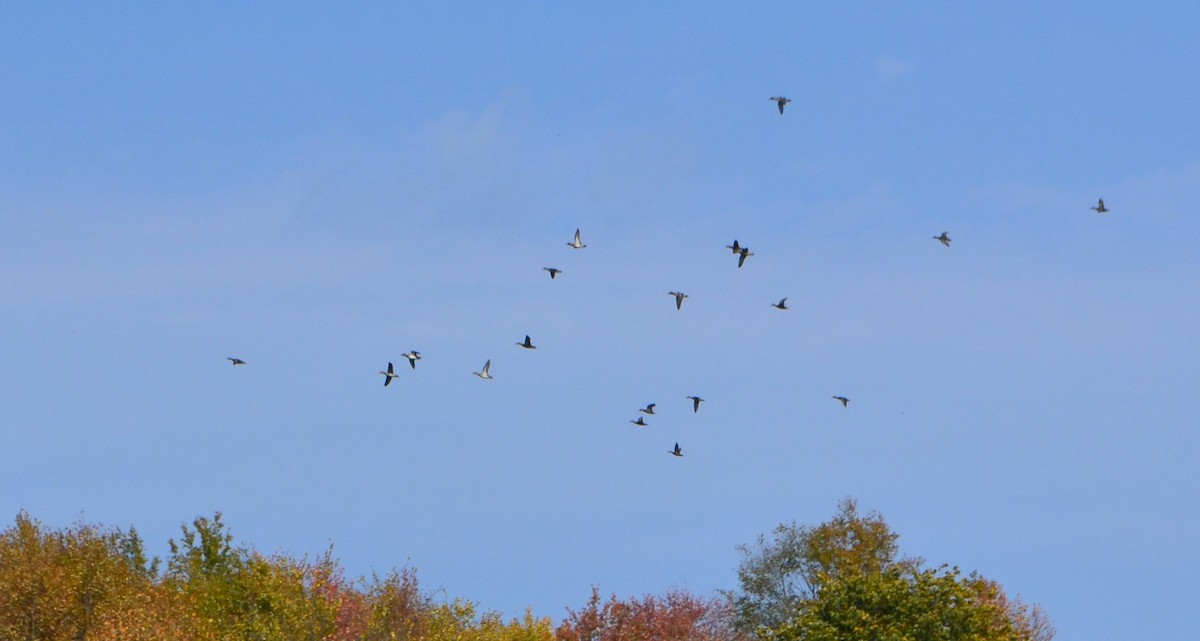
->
(225, 98, 1114, 459)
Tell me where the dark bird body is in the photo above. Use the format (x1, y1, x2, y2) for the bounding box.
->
(379, 362, 399, 386)
(737, 247, 753, 268)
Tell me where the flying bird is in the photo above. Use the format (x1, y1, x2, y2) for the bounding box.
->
(770, 96, 791, 114)
(567, 229, 587, 249)
(669, 442, 684, 457)
(832, 396, 850, 407)
(933, 232, 951, 247)
(772, 298, 788, 310)
(669, 291, 689, 310)
(516, 335, 536, 349)
(401, 351, 421, 369)
(543, 267, 562, 279)
(631, 417, 648, 427)
(1091, 198, 1109, 213)
(687, 396, 704, 413)
(639, 403, 657, 415)
(726, 240, 741, 254)
(227, 357, 246, 365)
(473, 359, 493, 380)
(737, 247, 753, 268)
(379, 362, 399, 387)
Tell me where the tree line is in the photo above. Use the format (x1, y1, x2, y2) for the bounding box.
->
(0, 499, 1053, 640)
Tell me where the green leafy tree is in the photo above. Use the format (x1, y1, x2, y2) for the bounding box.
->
(775, 565, 1021, 641)
(732, 500, 1053, 641)
(731, 498, 910, 634)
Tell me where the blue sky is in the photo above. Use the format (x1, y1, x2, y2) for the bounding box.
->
(2, 3, 1198, 639)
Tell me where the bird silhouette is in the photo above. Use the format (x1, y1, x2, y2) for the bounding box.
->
(543, 267, 562, 279)
(726, 240, 741, 254)
(227, 357, 246, 365)
(567, 229, 587, 249)
(639, 403, 657, 415)
(737, 247, 753, 268)
(379, 362, 399, 387)
(933, 232, 951, 247)
(770, 96, 791, 114)
(1091, 198, 1109, 213)
(669, 291, 689, 310)
(772, 298, 788, 310)
(669, 442, 684, 457)
(687, 396, 704, 413)
(832, 396, 850, 407)
(473, 359, 493, 379)
(401, 351, 421, 369)
(516, 335, 536, 349)
(631, 417, 648, 427)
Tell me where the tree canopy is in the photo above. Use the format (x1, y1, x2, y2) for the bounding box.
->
(731, 499, 1053, 641)
(0, 503, 1051, 641)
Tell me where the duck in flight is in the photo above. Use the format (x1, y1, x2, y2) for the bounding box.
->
(669, 442, 684, 457)
(516, 335, 536, 349)
(639, 403, 657, 415)
(227, 357, 246, 365)
(687, 396, 704, 413)
(631, 417, 648, 427)
(737, 247, 753, 268)
(669, 291, 688, 310)
(567, 229, 587, 249)
(770, 96, 791, 115)
(1091, 198, 1109, 213)
(379, 362, 399, 387)
(543, 267, 562, 279)
(726, 240, 741, 254)
(473, 359, 493, 380)
(832, 396, 850, 407)
(401, 351, 421, 369)
(772, 298, 788, 310)
(933, 232, 951, 247)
